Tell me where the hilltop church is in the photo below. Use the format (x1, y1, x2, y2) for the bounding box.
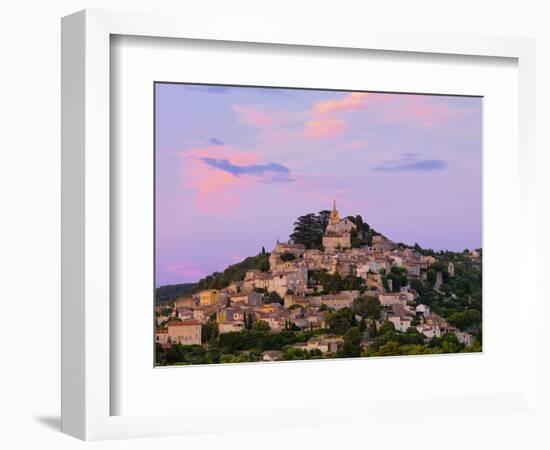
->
(322, 201, 356, 251)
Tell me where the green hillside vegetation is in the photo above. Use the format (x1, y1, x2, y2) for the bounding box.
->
(195, 251, 270, 291)
(155, 283, 197, 305)
(155, 250, 270, 305)
(156, 211, 384, 304)
(155, 212, 483, 359)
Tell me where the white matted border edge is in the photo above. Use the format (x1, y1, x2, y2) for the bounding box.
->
(61, 8, 537, 441)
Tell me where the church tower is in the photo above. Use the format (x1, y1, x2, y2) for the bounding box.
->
(330, 200, 340, 225)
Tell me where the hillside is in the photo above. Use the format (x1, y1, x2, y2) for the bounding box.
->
(289, 210, 381, 249)
(155, 283, 197, 305)
(156, 210, 384, 305)
(155, 251, 270, 305)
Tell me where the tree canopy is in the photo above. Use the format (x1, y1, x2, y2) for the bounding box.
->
(289, 210, 331, 249)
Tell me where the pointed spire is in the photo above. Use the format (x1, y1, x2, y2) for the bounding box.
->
(330, 199, 340, 225)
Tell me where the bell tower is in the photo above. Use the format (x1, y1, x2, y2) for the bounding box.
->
(330, 199, 340, 225)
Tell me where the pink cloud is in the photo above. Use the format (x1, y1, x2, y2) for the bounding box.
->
(304, 118, 348, 139)
(181, 143, 294, 218)
(338, 138, 371, 151)
(402, 100, 456, 127)
(232, 105, 279, 128)
(182, 144, 258, 217)
(164, 261, 208, 280)
(312, 92, 464, 130)
(228, 92, 466, 156)
(370, 94, 465, 128)
(232, 92, 371, 143)
(313, 92, 370, 115)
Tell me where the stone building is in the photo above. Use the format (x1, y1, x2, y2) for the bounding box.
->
(311, 290, 360, 310)
(371, 235, 396, 251)
(166, 320, 202, 346)
(269, 242, 306, 273)
(175, 296, 196, 309)
(322, 201, 356, 251)
(219, 321, 245, 333)
(198, 289, 220, 306)
(231, 291, 263, 306)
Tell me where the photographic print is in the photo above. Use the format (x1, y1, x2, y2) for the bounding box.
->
(154, 83, 482, 366)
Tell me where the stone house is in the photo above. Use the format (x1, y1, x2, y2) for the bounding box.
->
(166, 320, 202, 346)
(379, 292, 408, 306)
(218, 321, 245, 334)
(176, 307, 194, 321)
(193, 304, 219, 324)
(231, 291, 263, 306)
(371, 235, 396, 251)
(269, 242, 306, 273)
(155, 329, 168, 345)
(175, 296, 196, 309)
(262, 350, 283, 362)
(416, 324, 442, 339)
(454, 330, 475, 347)
(198, 289, 220, 306)
(356, 260, 383, 279)
(415, 304, 430, 316)
(388, 315, 413, 332)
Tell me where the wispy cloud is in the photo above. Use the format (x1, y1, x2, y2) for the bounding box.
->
(164, 261, 209, 281)
(180, 144, 294, 216)
(199, 158, 293, 182)
(209, 137, 225, 145)
(304, 118, 348, 139)
(183, 85, 230, 94)
(372, 152, 447, 172)
(313, 92, 370, 115)
(232, 105, 280, 128)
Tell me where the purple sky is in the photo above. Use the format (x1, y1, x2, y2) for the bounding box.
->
(155, 83, 482, 287)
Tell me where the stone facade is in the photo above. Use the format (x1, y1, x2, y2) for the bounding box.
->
(198, 289, 220, 306)
(166, 320, 202, 345)
(322, 201, 356, 251)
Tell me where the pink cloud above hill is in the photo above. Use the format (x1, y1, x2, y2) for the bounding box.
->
(304, 117, 348, 139)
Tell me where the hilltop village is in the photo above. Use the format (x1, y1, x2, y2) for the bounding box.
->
(155, 202, 482, 365)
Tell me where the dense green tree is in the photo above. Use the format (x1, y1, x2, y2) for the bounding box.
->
(410, 278, 425, 295)
(155, 283, 197, 305)
(325, 307, 355, 334)
(253, 320, 271, 332)
(352, 296, 381, 320)
(370, 320, 378, 338)
(447, 309, 482, 331)
(201, 321, 219, 343)
(243, 312, 256, 330)
(342, 327, 362, 357)
(264, 291, 284, 304)
(280, 251, 297, 262)
(383, 267, 408, 292)
(283, 347, 311, 360)
(194, 252, 271, 292)
(428, 336, 442, 348)
(379, 320, 396, 335)
(440, 333, 462, 353)
(289, 211, 330, 249)
(376, 341, 401, 357)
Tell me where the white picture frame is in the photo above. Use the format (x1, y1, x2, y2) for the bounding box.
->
(61, 9, 538, 441)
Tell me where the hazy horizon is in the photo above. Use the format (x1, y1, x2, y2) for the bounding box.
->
(155, 83, 482, 287)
